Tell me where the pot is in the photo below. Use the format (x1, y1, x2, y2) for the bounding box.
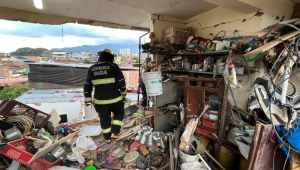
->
(51, 141, 71, 158)
(4, 126, 22, 141)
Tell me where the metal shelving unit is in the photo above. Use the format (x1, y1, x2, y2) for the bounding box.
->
(142, 50, 230, 56)
(162, 70, 223, 75)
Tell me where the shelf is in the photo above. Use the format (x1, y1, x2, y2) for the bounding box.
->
(182, 70, 223, 75)
(142, 50, 230, 56)
(162, 70, 223, 75)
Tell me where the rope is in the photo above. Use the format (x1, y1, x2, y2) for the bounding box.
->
(6, 115, 35, 134)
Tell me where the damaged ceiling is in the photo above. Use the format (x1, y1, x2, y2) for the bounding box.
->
(0, 0, 218, 31)
(0, 0, 292, 30)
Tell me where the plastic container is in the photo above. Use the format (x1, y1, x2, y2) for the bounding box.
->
(0, 99, 51, 128)
(218, 63, 225, 73)
(163, 36, 184, 45)
(178, 150, 199, 164)
(1, 138, 62, 170)
(143, 72, 163, 96)
(214, 144, 238, 170)
(239, 156, 247, 170)
(195, 134, 210, 149)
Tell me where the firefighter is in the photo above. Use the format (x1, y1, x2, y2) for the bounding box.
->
(84, 49, 126, 144)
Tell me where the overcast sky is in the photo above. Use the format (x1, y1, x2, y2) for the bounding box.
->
(0, 20, 147, 53)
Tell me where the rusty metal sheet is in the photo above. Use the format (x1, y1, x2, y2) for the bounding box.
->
(246, 122, 289, 170)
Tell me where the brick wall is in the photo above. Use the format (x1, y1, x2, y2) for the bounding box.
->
(27, 56, 40, 61)
(122, 70, 139, 88)
(12, 60, 24, 66)
(0, 70, 13, 77)
(2, 61, 13, 65)
(30, 82, 76, 90)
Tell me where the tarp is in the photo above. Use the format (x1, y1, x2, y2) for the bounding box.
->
(28, 65, 88, 86)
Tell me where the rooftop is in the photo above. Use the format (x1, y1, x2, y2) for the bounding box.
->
(0, 78, 28, 85)
(16, 89, 84, 103)
(52, 52, 69, 55)
(16, 89, 138, 104)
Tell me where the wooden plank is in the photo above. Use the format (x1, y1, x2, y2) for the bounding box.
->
(290, 150, 300, 170)
(279, 18, 300, 24)
(244, 18, 300, 39)
(243, 31, 268, 39)
(244, 30, 300, 57)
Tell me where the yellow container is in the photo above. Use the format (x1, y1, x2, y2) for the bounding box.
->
(195, 134, 210, 149)
(214, 144, 237, 170)
(239, 156, 247, 170)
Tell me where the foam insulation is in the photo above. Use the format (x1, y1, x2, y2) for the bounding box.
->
(107, 0, 217, 20)
(204, 0, 261, 14)
(0, 6, 148, 31)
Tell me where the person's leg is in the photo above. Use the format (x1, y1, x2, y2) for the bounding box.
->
(109, 100, 124, 138)
(139, 73, 147, 107)
(94, 104, 112, 142)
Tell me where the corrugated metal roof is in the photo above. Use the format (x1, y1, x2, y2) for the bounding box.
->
(16, 89, 84, 103)
(16, 89, 138, 103)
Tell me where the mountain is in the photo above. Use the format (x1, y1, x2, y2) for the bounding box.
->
(62, 44, 139, 54)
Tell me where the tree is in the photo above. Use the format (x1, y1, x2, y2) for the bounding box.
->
(0, 83, 30, 100)
(133, 57, 143, 63)
(41, 50, 53, 58)
(10, 47, 49, 56)
(84, 59, 90, 63)
(0, 53, 6, 58)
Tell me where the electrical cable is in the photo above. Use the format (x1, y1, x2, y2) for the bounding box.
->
(273, 144, 280, 170)
(283, 145, 290, 170)
(267, 69, 300, 156)
(229, 85, 242, 120)
(280, 23, 300, 32)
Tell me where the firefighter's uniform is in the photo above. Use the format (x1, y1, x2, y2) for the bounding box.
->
(84, 49, 126, 142)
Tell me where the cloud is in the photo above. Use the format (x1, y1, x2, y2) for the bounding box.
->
(0, 20, 148, 53)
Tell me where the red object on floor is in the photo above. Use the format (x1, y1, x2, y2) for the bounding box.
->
(1, 138, 62, 170)
(196, 118, 214, 134)
(130, 141, 142, 150)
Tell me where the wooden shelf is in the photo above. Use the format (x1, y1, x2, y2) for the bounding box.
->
(142, 50, 230, 56)
(162, 70, 223, 75)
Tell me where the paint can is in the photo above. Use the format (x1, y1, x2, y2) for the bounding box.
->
(143, 72, 163, 96)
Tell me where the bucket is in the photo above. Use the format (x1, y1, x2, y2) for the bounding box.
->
(239, 156, 247, 170)
(178, 150, 199, 164)
(214, 144, 238, 170)
(143, 72, 163, 96)
(195, 134, 210, 149)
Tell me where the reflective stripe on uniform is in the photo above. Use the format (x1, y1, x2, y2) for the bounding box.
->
(94, 96, 122, 105)
(122, 90, 127, 95)
(92, 78, 115, 85)
(112, 120, 122, 126)
(102, 127, 111, 133)
(84, 97, 91, 102)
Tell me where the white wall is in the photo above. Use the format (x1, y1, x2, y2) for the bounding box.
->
(27, 101, 82, 122)
(149, 15, 185, 43)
